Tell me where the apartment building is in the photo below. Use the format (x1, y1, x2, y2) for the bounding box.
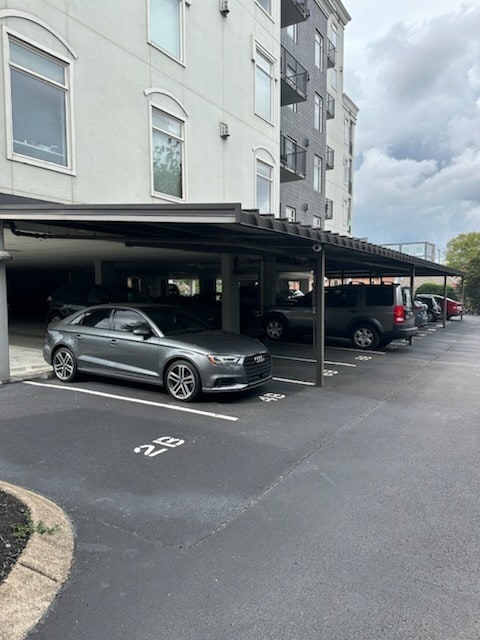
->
(279, 0, 358, 234)
(0, 1, 282, 211)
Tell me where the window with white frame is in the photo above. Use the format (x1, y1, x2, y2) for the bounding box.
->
(328, 67, 337, 90)
(256, 0, 272, 15)
(288, 102, 297, 113)
(314, 31, 324, 71)
(255, 47, 274, 122)
(285, 205, 296, 222)
(313, 155, 323, 193)
(149, 0, 183, 60)
(256, 159, 273, 213)
(287, 24, 298, 43)
(343, 156, 349, 185)
(152, 108, 184, 199)
(7, 35, 71, 168)
(330, 23, 338, 49)
(314, 93, 323, 131)
(344, 117, 350, 145)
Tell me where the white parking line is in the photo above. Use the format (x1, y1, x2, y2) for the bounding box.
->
(272, 355, 356, 368)
(23, 381, 238, 422)
(273, 376, 315, 386)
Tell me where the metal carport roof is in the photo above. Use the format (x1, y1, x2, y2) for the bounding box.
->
(0, 201, 464, 279)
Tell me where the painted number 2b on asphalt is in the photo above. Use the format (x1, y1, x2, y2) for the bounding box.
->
(134, 436, 185, 459)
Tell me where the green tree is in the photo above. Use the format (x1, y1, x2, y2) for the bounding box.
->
(445, 232, 480, 312)
(415, 282, 457, 298)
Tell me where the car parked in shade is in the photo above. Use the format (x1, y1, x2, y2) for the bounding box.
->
(262, 283, 417, 350)
(43, 304, 272, 402)
(416, 294, 464, 319)
(413, 300, 428, 328)
(415, 295, 442, 322)
(46, 284, 153, 323)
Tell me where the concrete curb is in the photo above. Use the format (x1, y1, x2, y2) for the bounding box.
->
(0, 481, 74, 640)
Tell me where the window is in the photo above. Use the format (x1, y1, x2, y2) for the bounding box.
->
(78, 308, 112, 329)
(113, 309, 148, 332)
(313, 155, 323, 193)
(314, 93, 323, 131)
(255, 48, 273, 122)
(150, 0, 183, 60)
(256, 159, 273, 213)
(256, 0, 272, 15)
(328, 67, 337, 90)
(343, 156, 349, 186)
(285, 206, 296, 222)
(330, 23, 338, 49)
(7, 36, 71, 168)
(314, 31, 324, 71)
(152, 108, 184, 199)
(344, 117, 350, 145)
(288, 102, 297, 113)
(287, 24, 298, 43)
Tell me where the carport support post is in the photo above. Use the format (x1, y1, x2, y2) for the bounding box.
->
(314, 249, 325, 387)
(94, 260, 115, 285)
(221, 253, 240, 333)
(0, 223, 10, 382)
(260, 258, 277, 317)
(442, 276, 448, 328)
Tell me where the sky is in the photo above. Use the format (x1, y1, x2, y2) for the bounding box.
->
(343, 0, 480, 256)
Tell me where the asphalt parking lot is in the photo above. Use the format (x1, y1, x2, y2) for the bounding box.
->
(2, 316, 479, 639)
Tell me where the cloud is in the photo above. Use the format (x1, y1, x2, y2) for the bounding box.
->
(345, 2, 480, 250)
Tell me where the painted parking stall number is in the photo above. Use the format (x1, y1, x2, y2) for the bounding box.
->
(134, 436, 185, 459)
(260, 392, 286, 403)
(355, 355, 372, 361)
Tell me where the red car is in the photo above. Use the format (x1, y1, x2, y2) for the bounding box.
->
(434, 296, 464, 319)
(416, 294, 464, 319)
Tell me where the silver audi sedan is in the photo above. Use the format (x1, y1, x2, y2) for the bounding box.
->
(43, 303, 272, 402)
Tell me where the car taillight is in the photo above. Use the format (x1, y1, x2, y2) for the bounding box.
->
(394, 305, 405, 324)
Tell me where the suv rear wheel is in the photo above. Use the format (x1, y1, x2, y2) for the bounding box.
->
(351, 324, 381, 350)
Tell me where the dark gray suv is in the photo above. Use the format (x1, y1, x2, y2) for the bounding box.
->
(262, 283, 418, 350)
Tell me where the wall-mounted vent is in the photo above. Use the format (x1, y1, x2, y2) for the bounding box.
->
(219, 0, 229, 15)
(220, 122, 230, 138)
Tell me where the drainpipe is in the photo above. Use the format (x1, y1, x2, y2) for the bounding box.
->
(0, 222, 12, 383)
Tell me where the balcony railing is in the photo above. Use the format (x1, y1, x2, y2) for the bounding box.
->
(280, 134, 307, 182)
(326, 146, 334, 170)
(325, 198, 333, 220)
(326, 39, 336, 68)
(281, 46, 309, 105)
(281, 0, 309, 28)
(326, 93, 335, 119)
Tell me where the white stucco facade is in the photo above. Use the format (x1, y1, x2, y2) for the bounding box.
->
(0, 1, 281, 210)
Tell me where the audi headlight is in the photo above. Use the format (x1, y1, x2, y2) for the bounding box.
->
(207, 355, 242, 366)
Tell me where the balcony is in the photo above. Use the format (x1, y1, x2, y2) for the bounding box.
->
(326, 93, 335, 119)
(326, 39, 336, 68)
(325, 198, 333, 220)
(281, 47, 309, 106)
(281, 0, 309, 28)
(326, 146, 334, 170)
(280, 135, 307, 182)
